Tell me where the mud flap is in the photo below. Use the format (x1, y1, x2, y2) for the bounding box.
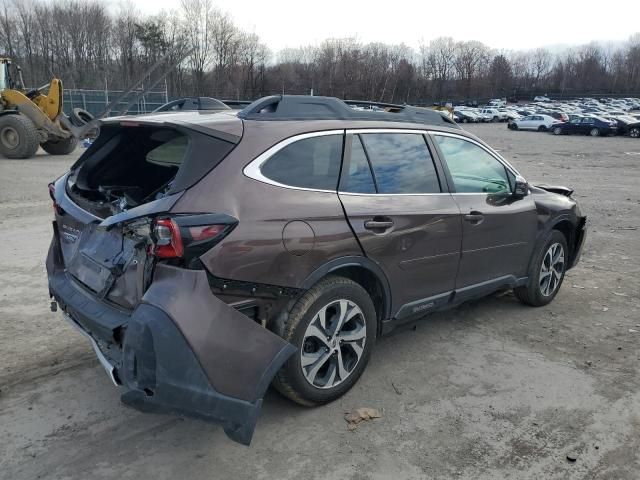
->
(121, 264, 296, 445)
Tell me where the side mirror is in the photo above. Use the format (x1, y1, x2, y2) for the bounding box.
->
(513, 175, 529, 197)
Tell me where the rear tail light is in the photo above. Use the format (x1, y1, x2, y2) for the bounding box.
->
(151, 215, 237, 260)
(48, 182, 63, 215)
(153, 219, 184, 259)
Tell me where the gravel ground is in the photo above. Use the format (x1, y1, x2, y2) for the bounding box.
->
(0, 124, 639, 480)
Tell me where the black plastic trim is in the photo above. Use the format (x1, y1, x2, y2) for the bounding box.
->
(301, 256, 392, 320)
(237, 95, 460, 129)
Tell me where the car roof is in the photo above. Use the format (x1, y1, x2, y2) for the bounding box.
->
(101, 95, 467, 142)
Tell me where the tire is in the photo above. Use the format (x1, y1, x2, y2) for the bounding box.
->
(0, 114, 40, 159)
(40, 136, 78, 155)
(628, 127, 640, 138)
(537, 125, 547, 132)
(514, 230, 568, 307)
(553, 127, 562, 135)
(273, 275, 377, 406)
(589, 128, 600, 137)
(69, 108, 94, 127)
(493, 116, 499, 122)
(462, 118, 468, 123)
(512, 123, 519, 131)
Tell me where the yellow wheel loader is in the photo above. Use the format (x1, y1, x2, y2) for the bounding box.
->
(0, 58, 93, 159)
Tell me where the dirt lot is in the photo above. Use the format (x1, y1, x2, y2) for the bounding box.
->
(1, 124, 639, 480)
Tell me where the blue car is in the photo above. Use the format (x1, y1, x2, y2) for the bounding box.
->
(552, 116, 618, 137)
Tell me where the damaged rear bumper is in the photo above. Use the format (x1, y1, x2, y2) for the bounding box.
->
(47, 234, 295, 445)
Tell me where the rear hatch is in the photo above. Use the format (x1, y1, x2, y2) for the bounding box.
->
(54, 114, 242, 309)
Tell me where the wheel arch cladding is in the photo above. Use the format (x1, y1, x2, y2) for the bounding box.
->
(301, 256, 392, 332)
(122, 263, 296, 445)
(552, 219, 574, 255)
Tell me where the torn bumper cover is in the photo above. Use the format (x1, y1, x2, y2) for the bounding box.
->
(47, 235, 295, 445)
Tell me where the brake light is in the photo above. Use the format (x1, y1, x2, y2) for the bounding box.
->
(188, 225, 226, 241)
(151, 215, 237, 261)
(153, 219, 184, 259)
(48, 182, 62, 215)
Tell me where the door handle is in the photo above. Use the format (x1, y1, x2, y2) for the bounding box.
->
(364, 218, 394, 231)
(463, 211, 484, 224)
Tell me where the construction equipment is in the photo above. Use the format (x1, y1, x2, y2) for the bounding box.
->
(0, 58, 92, 159)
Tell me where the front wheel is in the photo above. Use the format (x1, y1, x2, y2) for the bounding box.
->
(273, 276, 376, 406)
(589, 128, 600, 137)
(538, 125, 548, 132)
(553, 127, 562, 135)
(629, 127, 640, 138)
(0, 114, 40, 159)
(41, 136, 78, 155)
(514, 230, 568, 307)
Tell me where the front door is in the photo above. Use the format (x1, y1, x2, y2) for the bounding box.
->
(338, 131, 462, 318)
(432, 133, 537, 289)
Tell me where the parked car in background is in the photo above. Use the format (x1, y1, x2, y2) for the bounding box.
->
(609, 116, 640, 137)
(454, 110, 480, 123)
(488, 98, 507, 108)
(480, 108, 507, 122)
(508, 114, 558, 131)
(552, 116, 618, 136)
(534, 96, 551, 102)
(153, 97, 231, 112)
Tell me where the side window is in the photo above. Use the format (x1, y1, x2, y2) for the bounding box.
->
(260, 134, 342, 190)
(339, 136, 376, 194)
(359, 133, 441, 194)
(434, 135, 511, 194)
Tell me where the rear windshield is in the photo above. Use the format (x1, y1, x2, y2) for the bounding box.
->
(69, 124, 236, 212)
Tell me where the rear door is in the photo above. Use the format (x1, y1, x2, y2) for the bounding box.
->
(519, 116, 534, 129)
(431, 133, 537, 289)
(338, 130, 462, 318)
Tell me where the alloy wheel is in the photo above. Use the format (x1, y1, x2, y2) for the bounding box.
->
(590, 128, 600, 137)
(300, 299, 367, 389)
(539, 242, 565, 297)
(630, 127, 640, 138)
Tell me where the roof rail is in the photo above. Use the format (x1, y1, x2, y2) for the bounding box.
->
(237, 95, 459, 128)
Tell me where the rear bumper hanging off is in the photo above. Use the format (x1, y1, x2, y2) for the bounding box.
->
(47, 232, 295, 445)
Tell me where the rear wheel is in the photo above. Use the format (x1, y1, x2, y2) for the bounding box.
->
(273, 276, 376, 406)
(514, 230, 568, 307)
(538, 125, 547, 132)
(0, 114, 40, 159)
(553, 126, 562, 135)
(629, 127, 640, 138)
(589, 128, 600, 137)
(41, 136, 78, 155)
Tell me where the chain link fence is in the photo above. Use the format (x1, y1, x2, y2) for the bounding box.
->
(63, 89, 173, 117)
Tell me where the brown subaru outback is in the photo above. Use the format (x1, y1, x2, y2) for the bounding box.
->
(46, 95, 586, 444)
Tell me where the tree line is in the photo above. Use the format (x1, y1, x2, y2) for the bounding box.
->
(1, 0, 639, 104)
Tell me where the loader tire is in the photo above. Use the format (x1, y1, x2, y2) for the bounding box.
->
(0, 114, 40, 159)
(41, 136, 78, 155)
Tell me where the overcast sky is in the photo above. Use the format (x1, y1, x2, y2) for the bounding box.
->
(127, 0, 636, 52)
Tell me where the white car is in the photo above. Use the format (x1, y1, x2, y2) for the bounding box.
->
(534, 96, 551, 102)
(480, 108, 508, 122)
(508, 114, 558, 131)
(488, 99, 507, 108)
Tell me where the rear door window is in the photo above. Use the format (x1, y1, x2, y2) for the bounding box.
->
(260, 134, 343, 190)
(339, 135, 376, 194)
(359, 133, 441, 194)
